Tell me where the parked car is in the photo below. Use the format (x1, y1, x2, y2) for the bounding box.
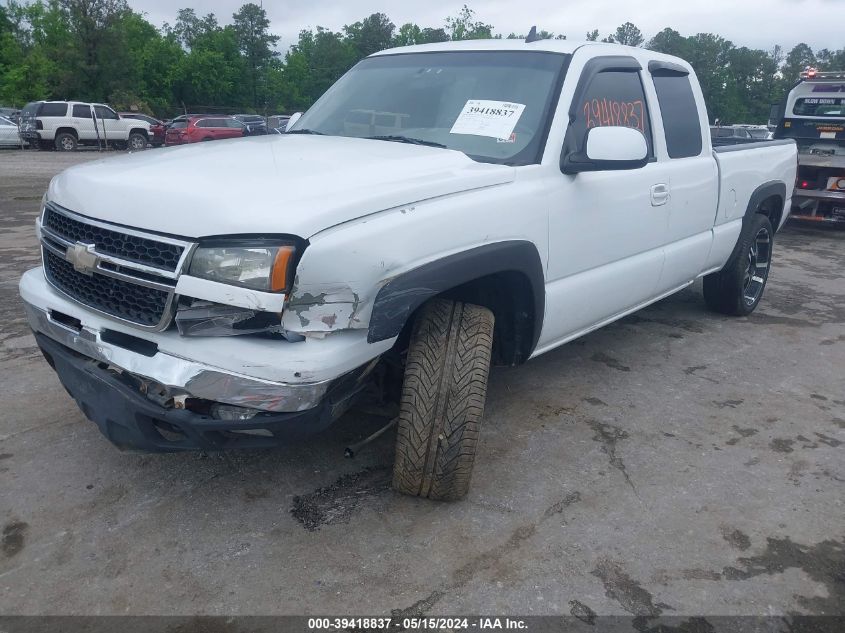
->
(267, 114, 291, 132)
(773, 69, 845, 223)
(233, 113, 268, 135)
(709, 125, 756, 144)
(120, 112, 165, 147)
(0, 107, 20, 123)
(0, 115, 23, 147)
(18, 101, 150, 151)
(736, 125, 772, 140)
(165, 115, 246, 145)
(19, 39, 797, 501)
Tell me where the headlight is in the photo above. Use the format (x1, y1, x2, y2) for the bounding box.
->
(189, 244, 296, 293)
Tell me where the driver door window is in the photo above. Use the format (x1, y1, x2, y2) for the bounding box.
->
(571, 70, 654, 157)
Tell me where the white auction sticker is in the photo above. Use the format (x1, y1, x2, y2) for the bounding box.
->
(450, 100, 526, 139)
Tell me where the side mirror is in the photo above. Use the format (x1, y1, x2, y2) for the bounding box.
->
(562, 126, 648, 174)
(285, 112, 303, 132)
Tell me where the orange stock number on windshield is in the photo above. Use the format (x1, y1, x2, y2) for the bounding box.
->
(583, 99, 645, 133)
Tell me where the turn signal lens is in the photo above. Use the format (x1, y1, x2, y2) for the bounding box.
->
(270, 245, 295, 292)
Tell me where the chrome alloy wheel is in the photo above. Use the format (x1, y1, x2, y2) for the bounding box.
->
(742, 226, 771, 306)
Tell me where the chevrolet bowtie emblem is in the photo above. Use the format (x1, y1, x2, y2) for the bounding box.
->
(66, 242, 99, 276)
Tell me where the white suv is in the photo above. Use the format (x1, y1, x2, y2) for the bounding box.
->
(19, 101, 150, 151)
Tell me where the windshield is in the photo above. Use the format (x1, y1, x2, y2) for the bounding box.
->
(293, 51, 570, 165)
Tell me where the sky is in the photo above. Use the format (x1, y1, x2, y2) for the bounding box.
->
(129, 0, 845, 54)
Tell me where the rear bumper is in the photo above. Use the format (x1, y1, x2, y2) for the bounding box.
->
(35, 333, 335, 451)
(792, 190, 845, 224)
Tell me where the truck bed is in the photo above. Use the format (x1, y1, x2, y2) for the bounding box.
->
(713, 139, 797, 233)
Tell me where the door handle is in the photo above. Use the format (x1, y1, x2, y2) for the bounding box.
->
(650, 183, 670, 206)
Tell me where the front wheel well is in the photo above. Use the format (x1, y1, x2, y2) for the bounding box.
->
(129, 128, 148, 138)
(393, 271, 539, 367)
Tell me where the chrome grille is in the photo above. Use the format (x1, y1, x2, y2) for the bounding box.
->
(39, 204, 194, 330)
(44, 250, 170, 326)
(43, 205, 184, 271)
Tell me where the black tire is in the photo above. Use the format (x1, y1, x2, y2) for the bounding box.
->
(55, 132, 77, 152)
(703, 213, 774, 316)
(392, 298, 494, 501)
(127, 132, 147, 151)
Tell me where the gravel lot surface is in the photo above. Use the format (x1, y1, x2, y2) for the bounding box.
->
(1, 150, 842, 622)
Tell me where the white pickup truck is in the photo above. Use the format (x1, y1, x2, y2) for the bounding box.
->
(19, 39, 797, 500)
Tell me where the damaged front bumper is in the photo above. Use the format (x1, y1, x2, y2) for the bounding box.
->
(34, 332, 341, 451)
(20, 267, 389, 451)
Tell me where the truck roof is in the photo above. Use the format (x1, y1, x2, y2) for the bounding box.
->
(371, 39, 694, 74)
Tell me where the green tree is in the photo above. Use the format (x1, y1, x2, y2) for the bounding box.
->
(170, 8, 218, 50)
(59, 0, 131, 100)
(392, 23, 448, 46)
(419, 27, 449, 44)
(232, 2, 279, 109)
(585, 29, 599, 41)
(393, 23, 422, 47)
(446, 5, 493, 41)
(646, 28, 688, 58)
(344, 12, 394, 57)
(612, 22, 643, 47)
(781, 43, 815, 83)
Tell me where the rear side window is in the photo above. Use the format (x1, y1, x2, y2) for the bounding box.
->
(651, 73, 702, 158)
(72, 104, 92, 118)
(574, 70, 653, 156)
(39, 103, 68, 117)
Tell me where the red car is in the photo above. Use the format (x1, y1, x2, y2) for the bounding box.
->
(165, 115, 246, 146)
(120, 112, 165, 147)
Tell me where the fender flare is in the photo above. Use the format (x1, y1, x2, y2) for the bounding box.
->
(743, 180, 786, 230)
(367, 240, 546, 355)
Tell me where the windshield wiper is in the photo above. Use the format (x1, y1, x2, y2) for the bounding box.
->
(286, 128, 325, 135)
(366, 135, 447, 148)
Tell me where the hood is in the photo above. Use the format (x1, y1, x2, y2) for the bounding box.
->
(47, 135, 514, 239)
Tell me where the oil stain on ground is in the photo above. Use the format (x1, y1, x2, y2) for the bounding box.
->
(591, 352, 631, 372)
(290, 466, 391, 531)
(2, 520, 29, 558)
(592, 558, 664, 617)
(392, 492, 583, 618)
(725, 426, 758, 446)
(569, 599, 597, 624)
(586, 419, 637, 494)
(720, 525, 752, 551)
(722, 536, 845, 614)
